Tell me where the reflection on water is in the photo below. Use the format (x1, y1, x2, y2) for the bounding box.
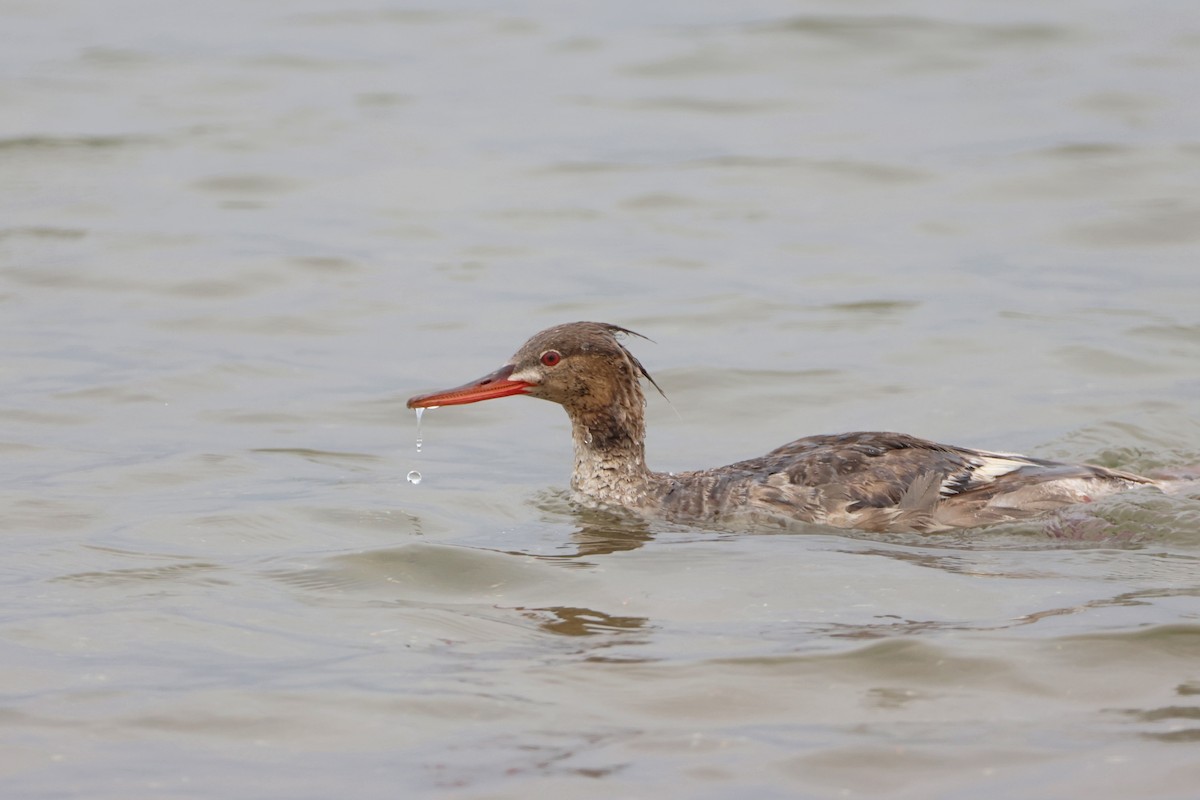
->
(518, 605, 649, 638)
(554, 521, 657, 560)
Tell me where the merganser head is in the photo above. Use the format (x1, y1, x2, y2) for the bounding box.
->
(406, 321, 663, 412)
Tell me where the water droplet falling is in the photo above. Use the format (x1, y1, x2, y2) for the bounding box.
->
(406, 470, 422, 485)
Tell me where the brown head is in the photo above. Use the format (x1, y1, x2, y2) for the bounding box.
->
(406, 322, 663, 418)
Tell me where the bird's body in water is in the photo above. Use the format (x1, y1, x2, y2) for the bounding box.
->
(407, 322, 1158, 533)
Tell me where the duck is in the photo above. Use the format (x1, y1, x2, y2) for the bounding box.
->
(406, 321, 1157, 533)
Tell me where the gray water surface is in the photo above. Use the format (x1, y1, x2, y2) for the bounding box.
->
(3, 1, 1200, 797)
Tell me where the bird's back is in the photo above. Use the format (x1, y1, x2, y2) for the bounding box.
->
(648, 432, 1154, 533)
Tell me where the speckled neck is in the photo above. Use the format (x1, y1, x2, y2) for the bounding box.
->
(563, 377, 658, 507)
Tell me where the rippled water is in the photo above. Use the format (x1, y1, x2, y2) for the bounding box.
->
(3, 1, 1199, 797)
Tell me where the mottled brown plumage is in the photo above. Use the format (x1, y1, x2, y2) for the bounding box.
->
(407, 322, 1157, 533)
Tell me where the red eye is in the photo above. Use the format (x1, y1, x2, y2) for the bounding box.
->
(540, 350, 561, 367)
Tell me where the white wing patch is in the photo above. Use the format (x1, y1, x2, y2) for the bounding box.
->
(939, 452, 1035, 497)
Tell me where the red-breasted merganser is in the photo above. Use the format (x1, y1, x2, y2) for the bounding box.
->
(406, 322, 1157, 532)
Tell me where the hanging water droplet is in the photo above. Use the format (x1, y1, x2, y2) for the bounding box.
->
(406, 470, 422, 485)
(584, 429, 593, 445)
(414, 407, 425, 453)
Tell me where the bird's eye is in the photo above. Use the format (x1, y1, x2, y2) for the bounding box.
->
(540, 350, 562, 367)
